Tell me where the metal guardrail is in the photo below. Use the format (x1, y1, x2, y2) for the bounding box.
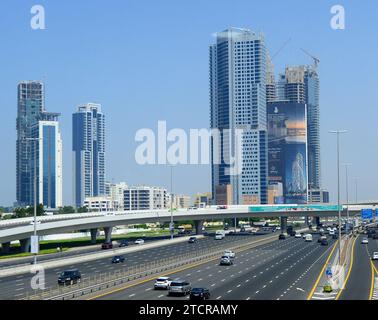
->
(24, 233, 279, 300)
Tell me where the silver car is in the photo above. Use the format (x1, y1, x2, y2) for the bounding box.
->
(168, 281, 191, 296)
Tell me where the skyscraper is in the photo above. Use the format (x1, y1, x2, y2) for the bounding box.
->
(16, 81, 44, 206)
(31, 113, 63, 209)
(210, 27, 268, 205)
(16, 81, 62, 208)
(73, 103, 106, 207)
(274, 66, 321, 190)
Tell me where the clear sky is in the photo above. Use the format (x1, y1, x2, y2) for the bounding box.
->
(0, 0, 377, 206)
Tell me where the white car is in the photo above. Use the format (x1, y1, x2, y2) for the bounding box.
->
(29, 221, 41, 225)
(372, 252, 378, 260)
(154, 277, 172, 290)
(361, 238, 369, 244)
(224, 250, 235, 258)
(215, 234, 223, 240)
(134, 239, 145, 245)
(295, 233, 302, 238)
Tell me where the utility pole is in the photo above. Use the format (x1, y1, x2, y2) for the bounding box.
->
(329, 130, 347, 265)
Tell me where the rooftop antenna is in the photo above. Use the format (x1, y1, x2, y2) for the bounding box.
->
(300, 48, 320, 69)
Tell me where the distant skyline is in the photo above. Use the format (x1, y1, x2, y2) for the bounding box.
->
(0, 0, 377, 206)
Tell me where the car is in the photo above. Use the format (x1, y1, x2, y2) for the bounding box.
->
(216, 205, 228, 210)
(295, 233, 302, 238)
(154, 277, 172, 290)
(101, 242, 113, 250)
(29, 221, 41, 225)
(58, 269, 81, 285)
(188, 237, 197, 243)
(372, 252, 378, 260)
(219, 255, 234, 266)
(321, 238, 329, 246)
(279, 234, 286, 240)
(223, 250, 235, 259)
(118, 240, 129, 247)
(332, 233, 338, 239)
(319, 228, 325, 233)
(168, 281, 191, 296)
(305, 234, 313, 242)
(302, 233, 306, 239)
(134, 239, 145, 245)
(190, 288, 210, 300)
(361, 238, 369, 244)
(318, 235, 327, 243)
(215, 234, 224, 240)
(111, 255, 125, 263)
(373, 234, 378, 240)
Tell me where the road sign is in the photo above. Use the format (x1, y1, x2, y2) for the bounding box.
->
(326, 267, 333, 279)
(30, 235, 39, 254)
(361, 209, 373, 220)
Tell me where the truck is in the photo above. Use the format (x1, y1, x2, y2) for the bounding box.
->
(287, 226, 295, 236)
(177, 224, 193, 235)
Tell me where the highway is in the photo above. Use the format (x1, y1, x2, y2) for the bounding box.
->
(0, 231, 273, 300)
(338, 234, 378, 300)
(91, 233, 336, 300)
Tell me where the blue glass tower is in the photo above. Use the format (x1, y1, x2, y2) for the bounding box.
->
(73, 103, 106, 207)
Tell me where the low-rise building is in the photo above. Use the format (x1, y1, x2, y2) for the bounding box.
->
(123, 186, 168, 211)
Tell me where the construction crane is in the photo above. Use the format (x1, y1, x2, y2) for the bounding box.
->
(300, 48, 320, 69)
(271, 38, 292, 61)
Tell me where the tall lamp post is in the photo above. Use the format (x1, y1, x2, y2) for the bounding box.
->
(169, 165, 174, 240)
(354, 177, 358, 203)
(342, 163, 352, 233)
(329, 130, 347, 265)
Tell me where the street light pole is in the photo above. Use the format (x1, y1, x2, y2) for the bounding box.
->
(329, 130, 347, 266)
(170, 165, 174, 240)
(354, 178, 358, 203)
(342, 163, 352, 234)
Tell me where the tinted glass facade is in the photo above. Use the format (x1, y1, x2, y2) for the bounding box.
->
(73, 104, 105, 207)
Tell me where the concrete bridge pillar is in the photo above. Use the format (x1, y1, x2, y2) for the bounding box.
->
(280, 217, 288, 234)
(194, 220, 204, 235)
(1, 242, 10, 254)
(20, 238, 31, 253)
(104, 227, 113, 243)
(90, 228, 98, 244)
(313, 217, 321, 227)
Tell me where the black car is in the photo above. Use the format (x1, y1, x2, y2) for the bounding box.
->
(118, 240, 129, 247)
(188, 237, 197, 243)
(332, 234, 338, 239)
(321, 239, 329, 246)
(58, 269, 81, 285)
(101, 242, 113, 250)
(111, 255, 125, 263)
(373, 234, 378, 240)
(190, 288, 210, 300)
(279, 234, 286, 240)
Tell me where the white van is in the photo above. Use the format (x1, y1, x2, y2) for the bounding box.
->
(305, 234, 313, 242)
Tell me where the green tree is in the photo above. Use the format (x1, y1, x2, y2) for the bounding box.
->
(77, 206, 88, 213)
(58, 206, 76, 214)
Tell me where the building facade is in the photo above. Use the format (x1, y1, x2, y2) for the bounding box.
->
(194, 192, 212, 208)
(105, 181, 128, 211)
(210, 27, 268, 205)
(73, 103, 106, 207)
(31, 116, 63, 209)
(171, 194, 191, 209)
(16, 81, 44, 207)
(267, 101, 308, 204)
(276, 66, 321, 191)
(123, 186, 168, 211)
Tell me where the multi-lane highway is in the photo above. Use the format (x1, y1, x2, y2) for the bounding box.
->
(0, 232, 274, 300)
(338, 234, 378, 300)
(89, 233, 336, 300)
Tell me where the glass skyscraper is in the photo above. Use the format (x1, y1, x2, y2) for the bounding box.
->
(16, 81, 62, 208)
(16, 81, 44, 206)
(73, 103, 106, 207)
(31, 114, 63, 209)
(210, 28, 268, 205)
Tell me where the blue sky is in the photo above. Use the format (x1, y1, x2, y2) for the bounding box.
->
(0, 0, 377, 206)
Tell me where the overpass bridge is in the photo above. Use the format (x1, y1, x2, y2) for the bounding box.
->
(0, 204, 374, 253)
